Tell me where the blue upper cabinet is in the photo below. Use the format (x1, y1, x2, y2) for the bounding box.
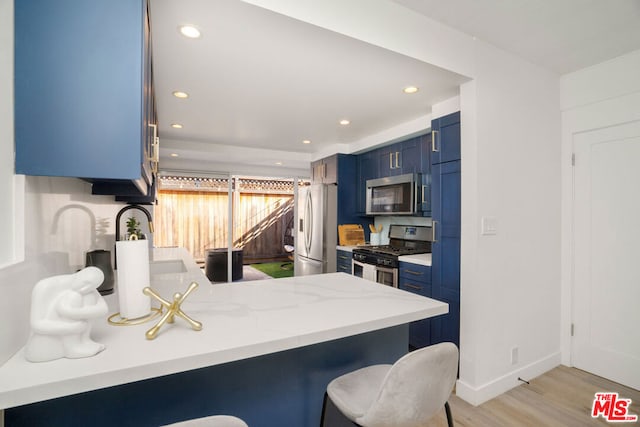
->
(377, 136, 424, 177)
(378, 143, 402, 177)
(356, 150, 378, 214)
(430, 111, 461, 165)
(14, 0, 157, 196)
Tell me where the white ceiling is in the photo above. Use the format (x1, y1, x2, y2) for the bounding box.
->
(393, 0, 640, 75)
(150, 0, 640, 176)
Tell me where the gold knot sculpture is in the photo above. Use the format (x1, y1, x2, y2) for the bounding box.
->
(142, 282, 202, 340)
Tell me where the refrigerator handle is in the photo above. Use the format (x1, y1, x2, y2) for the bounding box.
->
(305, 190, 313, 253)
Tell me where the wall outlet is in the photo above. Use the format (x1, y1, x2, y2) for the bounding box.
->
(511, 346, 519, 365)
(481, 216, 498, 235)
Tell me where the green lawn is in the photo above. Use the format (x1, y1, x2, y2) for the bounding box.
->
(251, 261, 294, 279)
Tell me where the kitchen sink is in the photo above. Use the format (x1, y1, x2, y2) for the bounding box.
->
(149, 259, 188, 275)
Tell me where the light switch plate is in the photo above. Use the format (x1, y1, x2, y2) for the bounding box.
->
(481, 216, 498, 235)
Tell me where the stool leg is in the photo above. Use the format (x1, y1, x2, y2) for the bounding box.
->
(320, 392, 328, 427)
(445, 401, 454, 427)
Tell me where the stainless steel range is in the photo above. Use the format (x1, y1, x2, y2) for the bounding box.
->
(352, 225, 433, 287)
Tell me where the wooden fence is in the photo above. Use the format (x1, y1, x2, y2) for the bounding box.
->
(155, 189, 294, 263)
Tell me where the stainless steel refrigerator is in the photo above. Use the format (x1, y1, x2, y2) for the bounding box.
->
(295, 184, 337, 276)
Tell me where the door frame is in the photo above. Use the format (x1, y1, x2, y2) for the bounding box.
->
(560, 93, 640, 367)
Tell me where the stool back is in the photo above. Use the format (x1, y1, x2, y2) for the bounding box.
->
(358, 342, 458, 427)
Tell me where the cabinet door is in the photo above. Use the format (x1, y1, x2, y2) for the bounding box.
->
(430, 160, 461, 348)
(399, 263, 432, 349)
(431, 111, 461, 165)
(310, 160, 323, 183)
(311, 156, 338, 184)
(14, 0, 151, 195)
(336, 250, 353, 274)
(357, 150, 378, 214)
(399, 263, 431, 283)
(399, 137, 422, 175)
(322, 155, 338, 184)
(378, 143, 402, 177)
(141, 2, 155, 186)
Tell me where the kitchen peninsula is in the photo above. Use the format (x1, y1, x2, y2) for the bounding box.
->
(0, 248, 448, 427)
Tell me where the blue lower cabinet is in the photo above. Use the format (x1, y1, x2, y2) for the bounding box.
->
(6, 326, 408, 427)
(336, 250, 352, 274)
(398, 262, 432, 349)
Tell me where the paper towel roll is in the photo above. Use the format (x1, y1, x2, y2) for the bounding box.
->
(116, 240, 151, 319)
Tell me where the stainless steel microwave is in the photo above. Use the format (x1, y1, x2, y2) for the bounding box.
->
(366, 173, 422, 215)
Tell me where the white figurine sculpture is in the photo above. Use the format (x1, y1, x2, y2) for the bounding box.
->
(25, 266, 109, 362)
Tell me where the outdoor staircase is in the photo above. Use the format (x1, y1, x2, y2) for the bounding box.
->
(233, 198, 294, 249)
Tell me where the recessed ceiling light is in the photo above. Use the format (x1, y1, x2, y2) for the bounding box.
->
(170, 153, 179, 157)
(179, 25, 201, 39)
(172, 91, 189, 99)
(339, 119, 350, 126)
(275, 161, 283, 166)
(403, 86, 419, 94)
(302, 140, 311, 144)
(171, 123, 183, 129)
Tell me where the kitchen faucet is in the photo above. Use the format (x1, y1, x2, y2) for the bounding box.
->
(114, 204, 154, 269)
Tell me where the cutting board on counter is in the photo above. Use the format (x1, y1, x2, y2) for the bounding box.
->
(338, 224, 365, 246)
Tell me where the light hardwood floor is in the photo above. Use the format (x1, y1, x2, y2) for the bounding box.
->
(431, 366, 639, 426)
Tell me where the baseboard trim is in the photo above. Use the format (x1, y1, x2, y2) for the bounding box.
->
(456, 352, 561, 406)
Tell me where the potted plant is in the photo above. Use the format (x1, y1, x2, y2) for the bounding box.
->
(126, 217, 145, 240)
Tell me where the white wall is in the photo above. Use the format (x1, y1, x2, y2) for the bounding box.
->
(0, 177, 131, 365)
(456, 40, 561, 404)
(243, 0, 563, 405)
(559, 49, 640, 364)
(0, 0, 16, 266)
(0, 0, 133, 366)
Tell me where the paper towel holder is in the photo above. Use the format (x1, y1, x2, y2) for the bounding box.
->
(108, 308, 162, 326)
(109, 233, 160, 326)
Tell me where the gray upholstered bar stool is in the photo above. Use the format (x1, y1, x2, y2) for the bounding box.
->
(321, 342, 459, 427)
(161, 415, 248, 427)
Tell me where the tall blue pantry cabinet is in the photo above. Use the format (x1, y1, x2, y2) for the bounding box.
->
(14, 0, 157, 199)
(430, 112, 461, 348)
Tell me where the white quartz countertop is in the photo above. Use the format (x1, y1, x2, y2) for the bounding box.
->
(398, 253, 432, 267)
(0, 248, 447, 410)
(336, 245, 369, 252)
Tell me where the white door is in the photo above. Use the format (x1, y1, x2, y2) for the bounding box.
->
(572, 119, 640, 390)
